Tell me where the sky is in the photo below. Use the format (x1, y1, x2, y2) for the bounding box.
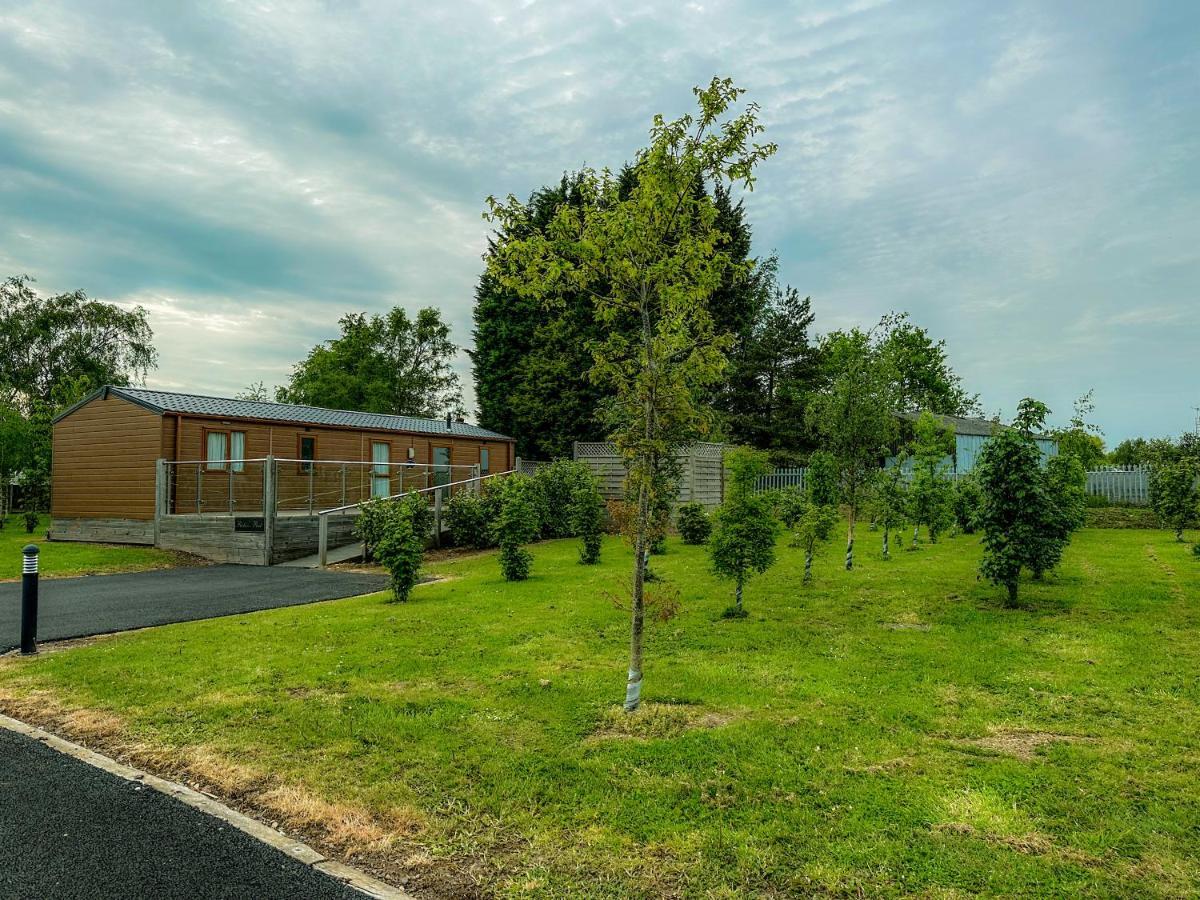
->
(1, 1, 1197, 445)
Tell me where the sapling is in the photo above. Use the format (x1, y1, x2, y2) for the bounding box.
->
(871, 464, 908, 560)
(709, 448, 777, 616)
(1149, 459, 1199, 542)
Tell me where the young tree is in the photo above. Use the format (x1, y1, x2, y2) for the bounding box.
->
(374, 494, 429, 602)
(807, 330, 897, 570)
(872, 463, 909, 560)
(874, 312, 979, 416)
(908, 411, 956, 544)
(485, 79, 775, 711)
(278, 307, 464, 418)
(709, 448, 777, 614)
(1149, 459, 1199, 541)
(1053, 390, 1106, 470)
(976, 399, 1080, 606)
(571, 472, 605, 564)
(495, 476, 541, 581)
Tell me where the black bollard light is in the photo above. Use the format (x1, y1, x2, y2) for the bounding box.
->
(20, 544, 38, 655)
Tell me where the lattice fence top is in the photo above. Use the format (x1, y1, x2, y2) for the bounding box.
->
(572, 441, 726, 459)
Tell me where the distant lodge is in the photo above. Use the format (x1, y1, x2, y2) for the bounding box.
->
(50, 386, 515, 561)
(890, 411, 1058, 475)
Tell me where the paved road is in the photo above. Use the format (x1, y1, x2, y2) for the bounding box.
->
(0, 728, 364, 899)
(0, 565, 388, 653)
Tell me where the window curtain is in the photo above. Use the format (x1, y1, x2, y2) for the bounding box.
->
(206, 432, 227, 470)
(230, 431, 245, 473)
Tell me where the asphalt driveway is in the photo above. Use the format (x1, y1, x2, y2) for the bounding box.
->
(0, 727, 366, 899)
(0, 565, 388, 653)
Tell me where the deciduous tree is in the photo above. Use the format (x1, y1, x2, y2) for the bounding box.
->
(709, 448, 777, 614)
(485, 78, 775, 710)
(279, 307, 463, 418)
(908, 411, 956, 544)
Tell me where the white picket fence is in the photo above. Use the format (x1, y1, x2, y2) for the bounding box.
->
(755, 463, 1155, 506)
(1086, 466, 1151, 506)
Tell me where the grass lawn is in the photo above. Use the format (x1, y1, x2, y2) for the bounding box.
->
(1, 526, 1199, 897)
(0, 515, 184, 580)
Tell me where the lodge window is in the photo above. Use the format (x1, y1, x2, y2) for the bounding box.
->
(297, 435, 316, 473)
(480, 447, 490, 475)
(205, 430, 246, 471)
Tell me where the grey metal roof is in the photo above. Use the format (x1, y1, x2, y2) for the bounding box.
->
(897, 410, 1056, 441)
(63, 386, 513, 441)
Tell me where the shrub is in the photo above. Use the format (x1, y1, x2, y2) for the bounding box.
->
(570, 472, 604, 565)
(496, 477, 540, 581)
(532, 460, 592, 539)
(356, 494, 433, 561)
(1192, 543, 1200, 559)
(1149, 459, 1199, 541)
(952, 476, 983, 534)
(773, 487, 807, 531)
(373, 494, 428, 602)
(22, 509, 38, 534)
(676, 502, 712, 544)
(446, 488, 497, 550)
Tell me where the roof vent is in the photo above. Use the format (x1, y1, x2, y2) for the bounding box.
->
(445, 412, 452, 431)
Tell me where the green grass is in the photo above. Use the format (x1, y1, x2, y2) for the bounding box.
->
(2, 527, 1199, 897)
(0, 515, 182, 579)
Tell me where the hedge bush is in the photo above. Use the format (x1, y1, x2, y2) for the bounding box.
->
(677, 502, 712, 544)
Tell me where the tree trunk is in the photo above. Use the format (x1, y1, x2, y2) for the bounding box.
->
(735, 576, 744, 611)
(845, 505, 856, 571)
(1176, 527, 1184, 542)
(912, 523, 919, 545)
(625, 474, 649, 713)
(804, 546, 813, 584)
(882, 525, 889, 560)
(1005, 579, 1019, 608)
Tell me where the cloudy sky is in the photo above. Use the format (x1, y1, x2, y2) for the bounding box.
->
(1, 1, 1196, 443)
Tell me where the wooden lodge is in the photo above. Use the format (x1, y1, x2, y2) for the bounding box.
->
(50, 386, 515, 564)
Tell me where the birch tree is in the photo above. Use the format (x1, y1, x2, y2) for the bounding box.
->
(485, 78, 776, 711)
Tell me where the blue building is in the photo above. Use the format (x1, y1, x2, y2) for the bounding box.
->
(890, 412, 1058, 475)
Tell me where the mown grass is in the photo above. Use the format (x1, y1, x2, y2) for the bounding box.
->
(0, 515, 182, 579)
(1, 526, 1199, 897)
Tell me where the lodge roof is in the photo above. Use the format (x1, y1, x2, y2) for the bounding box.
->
(56, 386, 514, 441)
(896, 410, 1057, 441)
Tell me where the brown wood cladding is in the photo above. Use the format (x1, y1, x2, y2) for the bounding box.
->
(54, 393, 515, 520)
(51, 395, 163, 520)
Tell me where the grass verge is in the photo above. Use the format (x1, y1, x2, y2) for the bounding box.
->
(1, 527, 1198, 896)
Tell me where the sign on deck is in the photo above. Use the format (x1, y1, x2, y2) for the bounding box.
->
(234, 517, 266, 533)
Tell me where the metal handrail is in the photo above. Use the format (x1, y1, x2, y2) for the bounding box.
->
(316, 469, 514, 566)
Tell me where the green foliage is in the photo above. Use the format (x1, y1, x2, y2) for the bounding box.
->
(676, 502, 712, 545)
(277, 306, 463, 418)
(356, 493, 433, 561)
(570, 472, 605, 565)
(871, 464, 909, 558)
(1149, 459, 1199, 540)
(874, 312, 979, 415)
(976, 399, 1084, 605)
(446, 487, 499, 550)
(908, 411, 956, 543)
(807, 329, 898, 569)
(709, 489, 778, 611)
(485, 78, 776, 709)
(952, 475, 983, 534)
(720, 282, 819, 458)
(806, 450, 840, 508)
(789, 495, 839, 583)
(373, 494, 428, 602)
(725, 446, 772, 499)
(496, 476, 541, 580)
(532, 459, 593, 539)
(1053, 390, 1106, 470)
(773, 487, 808, 530)
(22, 508, 39, 534)
(1108, 437, 1152, 467)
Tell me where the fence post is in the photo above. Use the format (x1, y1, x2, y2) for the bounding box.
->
(20, 544, 38, 655)
(228, 465, 234, 514)
(263, 456, 276, 566)
(318, 513, 329, 568)
(433, 490, 443, 548)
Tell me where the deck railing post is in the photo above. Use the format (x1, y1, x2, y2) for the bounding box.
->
(433, 490, 443, 548)
(195, 464, 202, 515)
(308, 464, 315, 516)
(228, 464, 234, 514)
(341, 465, 347, 507)
(263, 456, 276, 566)
(318, 512, 329, 567)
